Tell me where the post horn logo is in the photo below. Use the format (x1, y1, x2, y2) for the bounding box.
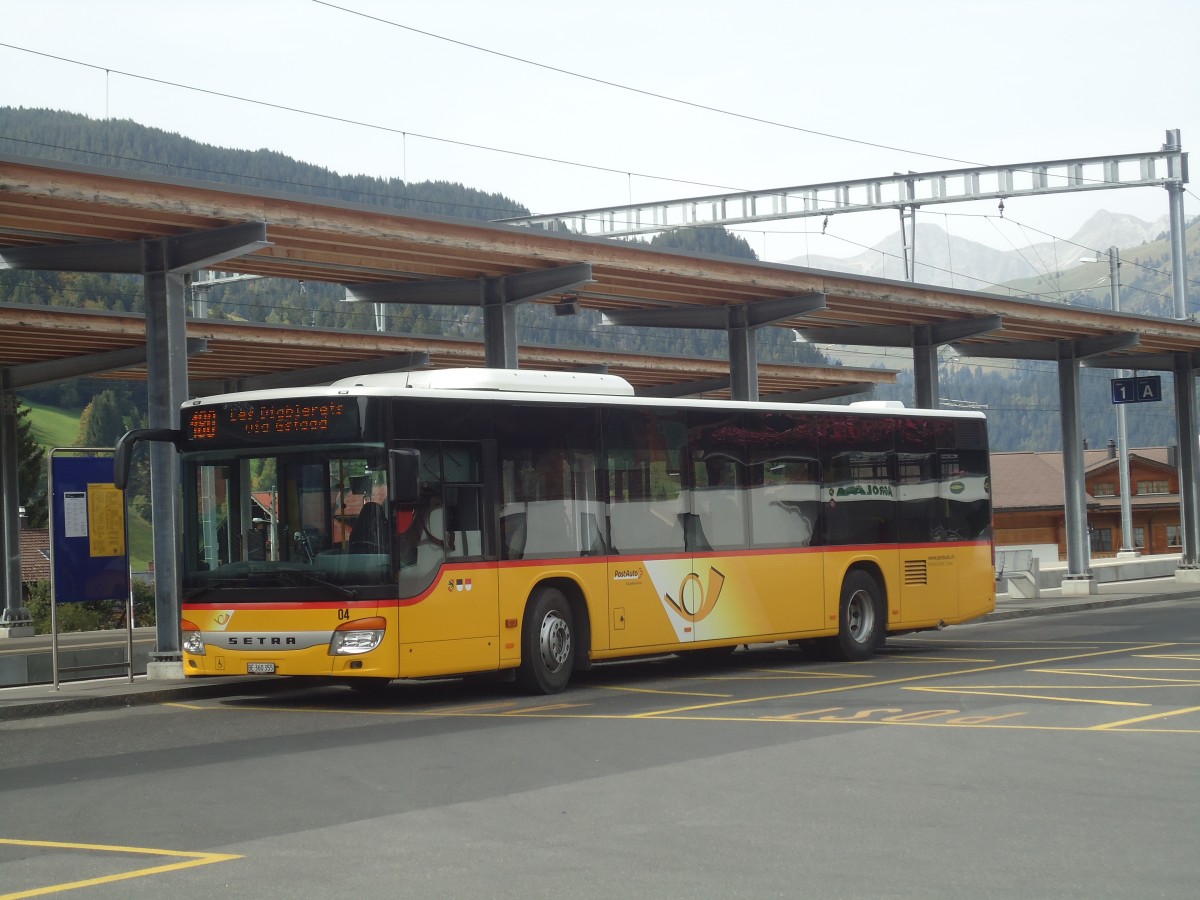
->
(663, 567, 725, 623)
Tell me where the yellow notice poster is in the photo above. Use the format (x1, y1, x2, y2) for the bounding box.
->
(87, 483, 126, 558)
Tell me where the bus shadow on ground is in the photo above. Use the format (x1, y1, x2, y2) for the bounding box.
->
(212, 641, 952, 713)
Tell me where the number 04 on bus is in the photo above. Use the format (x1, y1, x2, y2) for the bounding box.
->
(116, 368, 994, 694)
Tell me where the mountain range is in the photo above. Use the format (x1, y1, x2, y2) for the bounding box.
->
(782, 210, 1172, 291)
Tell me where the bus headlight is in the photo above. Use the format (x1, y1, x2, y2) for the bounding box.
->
(181, 619, 206, 656)
(329, 616, 387, 655)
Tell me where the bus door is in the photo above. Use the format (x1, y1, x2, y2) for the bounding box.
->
(393, 440, 498, 672)
(606, 409, 693, 651)
(896, 451, 954, 623)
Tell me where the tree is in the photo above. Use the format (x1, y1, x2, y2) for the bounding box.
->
(77, 389, 132, 447)
(16, 401, 47, 527)
(649, 226, 758, 260)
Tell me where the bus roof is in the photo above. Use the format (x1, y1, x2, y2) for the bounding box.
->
(184, 368, 986, 419)
(333, 368, 636, 396)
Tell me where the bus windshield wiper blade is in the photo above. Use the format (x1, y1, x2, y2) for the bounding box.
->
(184, 578, 242, 600)
(286, 570, 359, 599)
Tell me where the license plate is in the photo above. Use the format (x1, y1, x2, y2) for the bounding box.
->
(247, 662, 276, 674)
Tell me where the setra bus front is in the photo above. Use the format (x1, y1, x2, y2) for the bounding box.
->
(172, 391, 413, 683)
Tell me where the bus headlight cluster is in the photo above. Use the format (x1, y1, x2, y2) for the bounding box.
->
(329, 616, 386, 655)
(181, 619, 206, 656)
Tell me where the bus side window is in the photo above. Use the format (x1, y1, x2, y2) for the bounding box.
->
(606, 409, 686, 555)
(497, 407, 602, 560)
(444, 484, 483, 558)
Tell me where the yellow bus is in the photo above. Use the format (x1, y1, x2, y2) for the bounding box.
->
(127, 368, 994, 694)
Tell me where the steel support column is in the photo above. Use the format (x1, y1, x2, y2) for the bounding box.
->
(1057, 342, 1093, 591)
(1164, 129, 1189, 321)
(727, 306, 759, 402)
(913, 324, 939, 409)
(482, 277, 519, 369)
(0, 392, 30, 636)
(1173, 351, 1200, 574)
(143, 248, 190, 670)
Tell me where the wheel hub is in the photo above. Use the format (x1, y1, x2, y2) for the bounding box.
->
(539, 612, 571, 672)
(847, 590, 875, 642)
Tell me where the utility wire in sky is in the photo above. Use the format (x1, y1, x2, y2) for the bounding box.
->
(0, 41, 755, 196)
(310, 0, 987, 169)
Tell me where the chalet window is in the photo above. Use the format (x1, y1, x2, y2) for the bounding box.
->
(1092, 482, 1115, 497)
(1133, 526, 1146, 549)
(1136, 480, 1169, 496)
(1089, 527, 1112, 553)
(1167, 525, 1182, 547)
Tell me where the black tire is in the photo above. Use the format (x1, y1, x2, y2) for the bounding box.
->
(516, 586, 576, 694)
(828, 570, 886, 662)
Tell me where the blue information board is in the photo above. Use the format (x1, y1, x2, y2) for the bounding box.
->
(50, 453, 130, 604)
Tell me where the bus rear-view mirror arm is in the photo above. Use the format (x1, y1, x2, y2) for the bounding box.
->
(113, 428, 182, 490)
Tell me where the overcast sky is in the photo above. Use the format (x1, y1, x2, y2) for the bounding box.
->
(1, 0, 1197, 266)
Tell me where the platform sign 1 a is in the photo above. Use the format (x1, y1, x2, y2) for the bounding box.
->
(1111, 375, 1162, 404)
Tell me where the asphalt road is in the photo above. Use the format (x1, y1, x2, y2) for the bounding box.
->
(2, 599, 1198, 899)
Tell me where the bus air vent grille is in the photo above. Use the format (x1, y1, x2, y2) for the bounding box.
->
(904, 559, 928, 585)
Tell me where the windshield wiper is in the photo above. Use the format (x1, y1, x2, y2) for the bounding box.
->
(184, 569, 357, 600)
(184, 578, 243, 601)
(283, 569, 359, 599)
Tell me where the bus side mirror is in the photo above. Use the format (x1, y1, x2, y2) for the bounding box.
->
(389, 449, 421, 505)
(113, 428, 181, 490)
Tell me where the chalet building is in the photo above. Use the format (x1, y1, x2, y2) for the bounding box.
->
(18, 527, 51, 600)
(991, 443, 1182, 559)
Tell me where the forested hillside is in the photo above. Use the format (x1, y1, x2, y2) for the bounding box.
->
(0, 107, 528, 219)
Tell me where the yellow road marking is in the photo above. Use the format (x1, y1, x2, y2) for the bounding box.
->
(710, 671, 873, 681)
(501, 702, 588, 714)
(0, 838, 240, 900)
(902, 683, 1197, 691)
(745, 668, 871, 677)
(886, 656, 994, 663)
(1031, 668, 1200, 684)
(904, 687, 1149, 707)
(601, 685, 732, 698)
(769, 707, 845, 720)
(1136, 654, 1200, 661)
(1091, 704, 1200, 730)
(1062, 667, 1200, 672)
(628, 642, 1173, 718)
(166, 702, 411, 717)
(425, 701, 519, 714)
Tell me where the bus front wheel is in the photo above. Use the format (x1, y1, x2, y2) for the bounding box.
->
(828, 570, 885, 662)
(516, 586, 576, 694)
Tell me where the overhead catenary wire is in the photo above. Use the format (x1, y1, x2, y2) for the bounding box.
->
(308, 0, 986, 171)
(0, 42, 757, 198)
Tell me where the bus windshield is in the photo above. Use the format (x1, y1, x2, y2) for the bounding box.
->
(182, 445, 392, 599)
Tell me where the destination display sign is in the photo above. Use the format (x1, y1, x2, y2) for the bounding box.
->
(184, 398, 361, 444)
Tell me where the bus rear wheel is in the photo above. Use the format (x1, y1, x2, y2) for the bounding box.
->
(516, 586, 576, 694)
(827, 570, 885, 662)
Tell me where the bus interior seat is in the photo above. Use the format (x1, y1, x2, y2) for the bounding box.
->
(348, 501, 387, 553)
(501, 512, 527, 560)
